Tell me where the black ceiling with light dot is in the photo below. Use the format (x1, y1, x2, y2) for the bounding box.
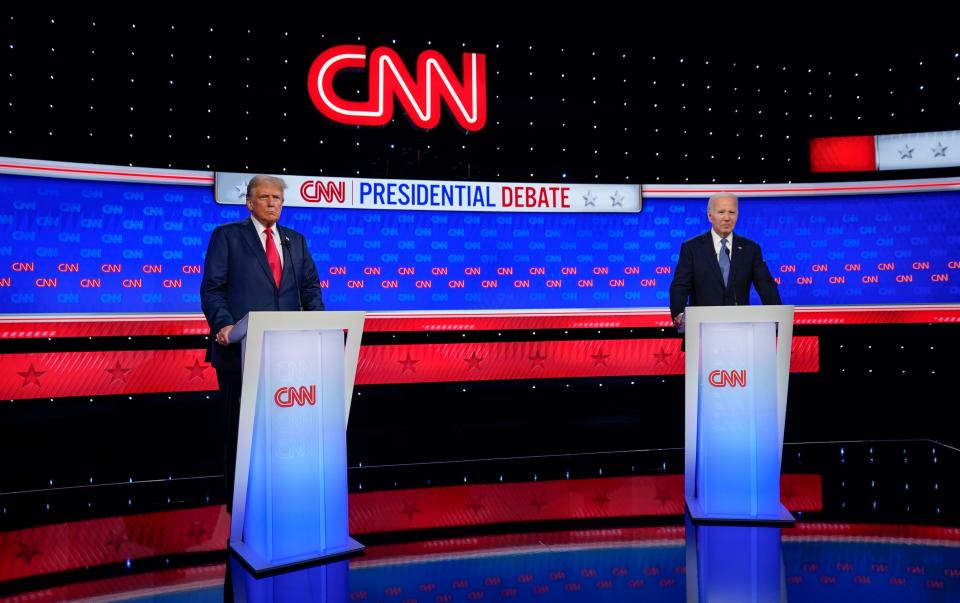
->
(2, 14, 958, 184)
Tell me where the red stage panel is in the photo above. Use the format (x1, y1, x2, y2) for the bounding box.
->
(363, 306, 960, 330)
(356, 526, 688, 565)
(792, 305, 960, 325)
(0, 474, 821, 582)
(1, 350, 217, 400)
(355, 336, 819, 385)
(783, 522, 960, 543)
(0, 317, 210, 339)
(348, 474, 822, 534)
(0, 337, 816, 399)
(357, 522, 960, 565)
(0, 565, 225, 603)
(0, 506, 228, 583)
(8, 305, 960, 397)
(362, 310, 674, 332)
(0, 306, 958, 340)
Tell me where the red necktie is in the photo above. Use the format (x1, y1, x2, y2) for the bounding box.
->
(264, 227, 282, 288)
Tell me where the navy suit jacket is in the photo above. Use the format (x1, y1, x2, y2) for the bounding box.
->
(200, 218, 324, 372)
(669, 230, 781, 319)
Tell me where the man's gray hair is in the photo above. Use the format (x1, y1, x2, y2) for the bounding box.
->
(246, 175, 288, 199)
(707, 191, 738, 212)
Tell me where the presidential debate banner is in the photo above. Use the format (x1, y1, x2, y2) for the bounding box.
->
(1, 158, 959, 314)
(215, 172, 641, 213)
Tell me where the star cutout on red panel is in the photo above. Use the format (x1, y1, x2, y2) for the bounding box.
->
(593, 489, 612, 508)
(654, 484, 674, 507)
(104, 360, 131, 384)
(780, 481, 798, 505)
(529, 493, 549, 511)
(15, 539, 42, 565)
(652, 346, 672, 365)
(398, 352, 419, 374)
(401, 499, 421, 520)
(591, 348, 610, 366)
(17, 363, 45, 388)
(466, 494, 486, 514)
(464, 351, 484, 370)
(105, 530, 129, 553)
(185, 358, 208, 381)
(187, 520, 209, 544)
(529, 349, 547, 368)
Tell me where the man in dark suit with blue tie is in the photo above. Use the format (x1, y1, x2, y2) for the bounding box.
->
(200, 174, 324, 511)
(669, 192, 781, 331)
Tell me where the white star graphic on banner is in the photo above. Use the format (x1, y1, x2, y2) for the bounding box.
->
(932, 141, 949, 157)
(583, 191, 597, 207)
(610, 191, 624, 207)
(898, 145, 914, 159)
(233, 179, 248, 201)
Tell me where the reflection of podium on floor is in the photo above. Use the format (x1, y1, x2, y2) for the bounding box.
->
(227, 311, 366, 574)
(683, 305, 796, 524)
(229, 555, 350, 602)
(685, 515, 785, 602)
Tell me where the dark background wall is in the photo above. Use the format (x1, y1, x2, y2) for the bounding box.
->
(0, 13, 957, 500)
(2, 14, 957, 184)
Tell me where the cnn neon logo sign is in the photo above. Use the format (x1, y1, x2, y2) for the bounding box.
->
(274, 385, 317, 407)
(307, 45, 487, 131)
(708, 370, 747, 388)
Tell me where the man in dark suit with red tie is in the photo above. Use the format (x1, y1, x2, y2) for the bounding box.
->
(669, 192, 781, 332)
(200, 174, 324, 512)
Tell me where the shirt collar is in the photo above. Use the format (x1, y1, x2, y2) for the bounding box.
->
(249, 214, 276, 236)
(711, 229, 733, 248)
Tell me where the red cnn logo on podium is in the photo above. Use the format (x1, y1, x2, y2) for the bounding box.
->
(274, 385, 317, 408)
(708, 370, 747, 387)
(307, 45, 487, 131)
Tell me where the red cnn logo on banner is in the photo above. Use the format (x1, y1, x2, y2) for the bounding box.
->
(274, 385, 317, 408)
(708, 370, 747, 388)
(299, 179, 347, 204)
(307, 45, 487, 131)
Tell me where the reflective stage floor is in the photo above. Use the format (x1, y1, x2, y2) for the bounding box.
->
(1, 439, 958, 602)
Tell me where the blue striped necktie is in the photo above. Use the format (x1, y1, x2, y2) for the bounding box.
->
(719, 238, 730, 286)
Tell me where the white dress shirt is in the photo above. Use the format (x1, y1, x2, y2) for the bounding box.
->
(250, 215, 284, 269)
(710, 229, 733, 262)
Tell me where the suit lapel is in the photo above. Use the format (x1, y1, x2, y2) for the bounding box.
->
(702, 232, 725, 289)
(276, 226, 293, 288)
(240, 218, 277, 289)
(727, 237, 746, 290)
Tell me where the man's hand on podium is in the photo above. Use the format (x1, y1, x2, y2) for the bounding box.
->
(216, 324, 235, 346)
(673, 313, 685, 330)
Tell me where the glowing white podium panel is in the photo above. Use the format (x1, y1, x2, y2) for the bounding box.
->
(683, 305, 795, 524)
(228, 311, 365, 574)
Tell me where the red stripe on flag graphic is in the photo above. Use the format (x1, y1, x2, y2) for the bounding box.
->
(810, 135, 877, 173)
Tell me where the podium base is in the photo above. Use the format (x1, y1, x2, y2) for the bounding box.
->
(230, 537, 365, 576)
(685, 496, 796, 526)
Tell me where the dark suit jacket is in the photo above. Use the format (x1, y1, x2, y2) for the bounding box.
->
(200, 218, 324, 372)
(669, 230, 781, 319)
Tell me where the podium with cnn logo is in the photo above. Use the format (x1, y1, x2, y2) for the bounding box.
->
(683, 305, 795, 524)
(227, 310, 366, 574)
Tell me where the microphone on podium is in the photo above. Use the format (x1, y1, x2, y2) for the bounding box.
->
(280, 232, 302, 311)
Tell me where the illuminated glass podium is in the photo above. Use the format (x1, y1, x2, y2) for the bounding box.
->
(683, 305, 795, 524)
(227, 310, 366, 574)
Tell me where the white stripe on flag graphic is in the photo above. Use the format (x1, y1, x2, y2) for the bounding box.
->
(876, 129, 960, 171)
